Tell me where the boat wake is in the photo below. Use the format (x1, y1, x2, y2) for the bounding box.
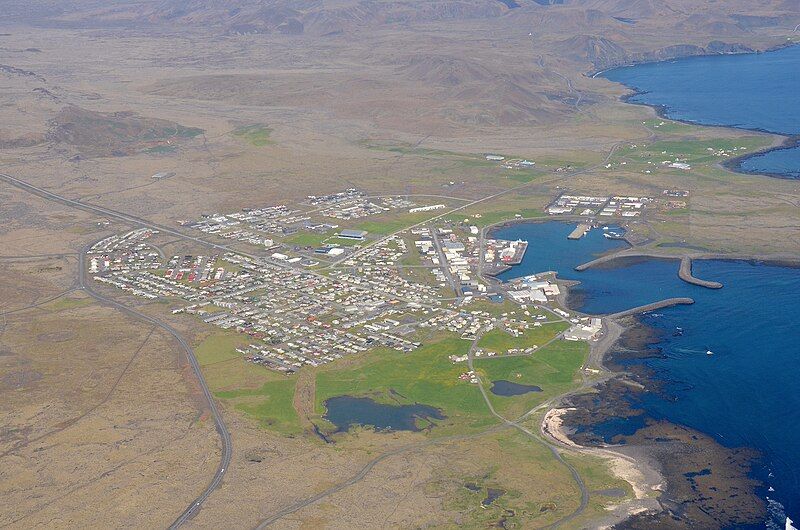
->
(673, 348, 709, 355)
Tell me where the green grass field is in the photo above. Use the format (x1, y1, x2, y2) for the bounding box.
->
(194, 331, 302, 434)
(354, 211, 441, 235)
(284, 231, 331, 247)
(477, 323, 568, 353)
(195, 332, 249, 366)
(44, 296, 93, 312)
(314, 334, 494, 434)
(617, 136, 770, 167)
(233, 124, 273, 146)
(146, 145, 178, 154)
(468, 208, 546, 228)
(215, 379, 300, 434)
(474, 339, 587, 418)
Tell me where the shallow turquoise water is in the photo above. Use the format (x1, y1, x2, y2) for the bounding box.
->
(494, 221, 800, 527)
(602, 45, 800, 179)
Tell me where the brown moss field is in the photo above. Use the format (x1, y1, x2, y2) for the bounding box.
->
(1, 1, 799, 527)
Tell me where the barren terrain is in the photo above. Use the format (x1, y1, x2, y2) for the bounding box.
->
(1, 1, 799, 528)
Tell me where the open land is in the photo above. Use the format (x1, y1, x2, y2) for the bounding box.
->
(1, 1, 799, 529)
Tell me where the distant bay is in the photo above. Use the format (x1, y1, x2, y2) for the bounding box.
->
(601, 44, 800, 179)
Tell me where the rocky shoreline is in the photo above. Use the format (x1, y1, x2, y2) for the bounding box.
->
(554, 315, 766, 529)
(484, 220, 798, 528)
(547, 259, 769, 528)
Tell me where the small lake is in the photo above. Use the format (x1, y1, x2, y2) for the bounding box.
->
(490, 380, 542, 396)
(601, 45, 800, 179)
(323, 395, 445, 432)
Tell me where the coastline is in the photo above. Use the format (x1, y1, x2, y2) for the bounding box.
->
(722, 134, 800, 179)
(617, 89, 800, 181)
(595, 42, 800, 181)
(483, 220, 796, 528)
(539, 318, 667, 527)
(547, 271, 768, 528)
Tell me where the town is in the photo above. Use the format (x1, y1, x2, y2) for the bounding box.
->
(87, 189, 611, 378)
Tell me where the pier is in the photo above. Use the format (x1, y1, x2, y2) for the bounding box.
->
(504, 240, 528, 265)
(568, 224, 591, 240)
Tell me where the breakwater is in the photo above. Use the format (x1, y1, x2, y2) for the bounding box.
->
(604, 297, 694, 319)
(575, 253, 723, 289)
(679, 257, 722, 289)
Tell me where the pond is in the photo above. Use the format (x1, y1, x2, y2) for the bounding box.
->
(323, 395, 445, 432)
(490, 380, 542, 396)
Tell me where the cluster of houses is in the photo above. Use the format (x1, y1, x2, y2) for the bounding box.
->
(88, 228, 161, 273)
(164, 254, 225, 283)
(547, 193, 653, 218)
(89, 191, 616, 376)
(420, 309, 493, 340)
(186, 205, 306, 240)
(95, 270, 199, 300)
(319, 196, 416, 220)
(305, 188, 364, 206)
(484, 154, 536, 171)
(171, 255, 426, 370)
(178, 189, 458, 270)
(332, 266, 441, 305)
(459, 371, 479, 384)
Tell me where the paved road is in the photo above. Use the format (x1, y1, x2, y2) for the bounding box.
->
(0, 172, 244, 258)
(431, 228, 460, 295)
(80, 238, 232, 528)
(466, 331, 589, 528)
(1, 171, 234, 526)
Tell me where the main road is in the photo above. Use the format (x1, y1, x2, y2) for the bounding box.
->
(77, 239, 232, 528)
(0, 171, 232, 526)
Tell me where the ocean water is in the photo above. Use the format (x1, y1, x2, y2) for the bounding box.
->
(494, 221, 800, 526)
(601, 44, 800, 179)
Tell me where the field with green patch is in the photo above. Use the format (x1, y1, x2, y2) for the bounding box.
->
(471, 208, 547, 228)
(474, 339, 587, 418)
(283, 231, 331, 248)
(233, 124, 273, 146)
(314, 334, 494, 434)
(194, 331, 302, 434)
(477, 322, 568, 353)
(43, 296, 93, 312)
(353, 210, 444, 235)
(216, 379, 300, 434)
(611, 135, 771, 172)
(440, 427, 626, 528)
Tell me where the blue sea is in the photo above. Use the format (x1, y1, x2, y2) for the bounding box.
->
(494, 221, 800, 527)
(601, 44, 800, 178)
